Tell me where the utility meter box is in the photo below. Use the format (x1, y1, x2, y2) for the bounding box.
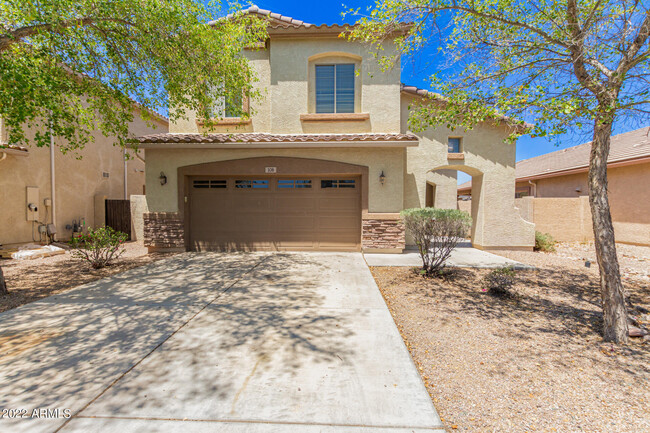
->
(26, 186, 39, 221)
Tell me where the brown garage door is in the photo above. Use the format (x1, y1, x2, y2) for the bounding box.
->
(189, 175, 361, 251)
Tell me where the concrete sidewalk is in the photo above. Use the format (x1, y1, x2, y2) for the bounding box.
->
(0, 252, 444, 433)
(365, 242, 534, 269)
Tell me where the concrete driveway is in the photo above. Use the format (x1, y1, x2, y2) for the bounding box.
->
(0, 252, 443, 433)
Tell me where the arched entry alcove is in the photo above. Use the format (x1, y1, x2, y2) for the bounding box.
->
(424, 162, 534, 250)
(428, 164, 485, 245)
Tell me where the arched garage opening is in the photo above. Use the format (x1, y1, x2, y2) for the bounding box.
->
(177, 156, 369, 252)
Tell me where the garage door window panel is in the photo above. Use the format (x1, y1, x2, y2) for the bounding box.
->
(193, 179, 227, 189)
(236, 180, 269, 189)
(278, 179, 313, 189)
(321, 179, 356, 189)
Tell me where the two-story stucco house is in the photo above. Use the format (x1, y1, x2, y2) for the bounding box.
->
(136, 6, 534, 253)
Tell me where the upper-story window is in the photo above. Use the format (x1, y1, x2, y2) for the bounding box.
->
(448, 137, 462, 153)
(205, 85, 247, 120)
(315, 64, 355, 113)
(225, 91, 243, 118)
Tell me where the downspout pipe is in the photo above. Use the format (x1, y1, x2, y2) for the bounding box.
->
(0, 152, 6, 162)
(50, 130, 57, 240)
(528, 180, 537, 197)
(123, 148, 128, 200)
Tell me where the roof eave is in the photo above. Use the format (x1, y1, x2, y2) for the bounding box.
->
(401, 84, 533, 133)
(136, 140, 419, 149)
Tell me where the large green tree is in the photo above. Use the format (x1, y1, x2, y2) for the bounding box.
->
(0, 0, 266, 152)
(349, 0, 650, 343)
(0, 0, 266, 295)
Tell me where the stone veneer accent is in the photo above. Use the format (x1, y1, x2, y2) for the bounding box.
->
(143, 212, 185, 248)
(362, 217, 405, 250)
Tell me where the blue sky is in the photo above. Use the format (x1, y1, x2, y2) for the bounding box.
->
(232, 1, 642, 183)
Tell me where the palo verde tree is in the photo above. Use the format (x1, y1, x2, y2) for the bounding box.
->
(0, 0, 267, 293)
(348, 0, 650, 343)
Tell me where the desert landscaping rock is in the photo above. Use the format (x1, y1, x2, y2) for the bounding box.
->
(370, 260, 648, 433)
(628, 326, 648, 337)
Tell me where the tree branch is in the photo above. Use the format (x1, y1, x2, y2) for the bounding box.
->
(0, 17, 138, 51)
(565, 0, 608, 98)
(616, 7, 650, 79)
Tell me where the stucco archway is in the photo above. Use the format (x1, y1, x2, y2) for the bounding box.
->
(176, 156, 370, 251)
(426, 163, 534, 250)
(427, 165, 485, 245)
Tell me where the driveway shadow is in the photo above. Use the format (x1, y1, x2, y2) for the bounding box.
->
(1, 252, 363, 431)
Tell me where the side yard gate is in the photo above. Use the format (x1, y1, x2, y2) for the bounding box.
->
(105, 199, 132, 240)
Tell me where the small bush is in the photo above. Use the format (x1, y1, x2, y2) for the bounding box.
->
(401, 208, 472, 276)
(535, 231, 556, 252)
(69, 226, 128, 269)
(482, 266, 517, 296)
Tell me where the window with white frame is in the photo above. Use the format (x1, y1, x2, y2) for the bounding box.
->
(315, 64, 355, 113)
(206, 85, 245, 119)
(448, 137, 462, 153)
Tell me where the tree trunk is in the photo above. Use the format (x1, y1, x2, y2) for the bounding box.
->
(588, 118, 628, 343)
(0, 265, 7, 296)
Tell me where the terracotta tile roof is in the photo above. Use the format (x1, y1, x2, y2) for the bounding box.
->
(219, 5, 406, 35)
(401, 84, 533, 131)
(136, 132, 418, 144)
(457, 126, 650, 191)
(223, 5, 313, 28)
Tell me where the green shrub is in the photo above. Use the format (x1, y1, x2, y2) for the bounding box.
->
(69, 226, 128, 269)
(534, 231, 556, 252)
(401, 208, 472, 276)
(482, 266, 517, 296)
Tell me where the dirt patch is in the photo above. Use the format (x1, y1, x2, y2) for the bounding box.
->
(0, 242, 178, 313)
(370, 265, 649, 433)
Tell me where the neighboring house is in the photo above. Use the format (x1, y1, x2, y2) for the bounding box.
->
(137, 6, 535, 253)
(0, 111, 168, 246)
(458, 127, 650, 246)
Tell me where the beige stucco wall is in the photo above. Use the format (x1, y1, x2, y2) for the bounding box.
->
(515, 196, 594, 243)
(608, 162, 650, 245)
(457, 199, 472, 215)
(533, 172, 588, 197)
(145, 147, 404, 215)
(516, 162, 650, 245)
(401, 93, 535, 249)
(169, 37, 401, 135)
(426, 169, 457, 208)
(0, 112, 167, 245)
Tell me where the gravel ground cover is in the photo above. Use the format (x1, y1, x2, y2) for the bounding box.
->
(493, 242, 649, 283)
(370, 260, 649, 433)
(0, 242, 177, 313)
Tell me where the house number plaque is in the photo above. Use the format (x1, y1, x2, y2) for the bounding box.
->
(265, 167, 277, 173)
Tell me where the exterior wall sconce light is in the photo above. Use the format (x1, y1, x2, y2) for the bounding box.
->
(379, 170, 386, 185)
(159, 172, 167, 186)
